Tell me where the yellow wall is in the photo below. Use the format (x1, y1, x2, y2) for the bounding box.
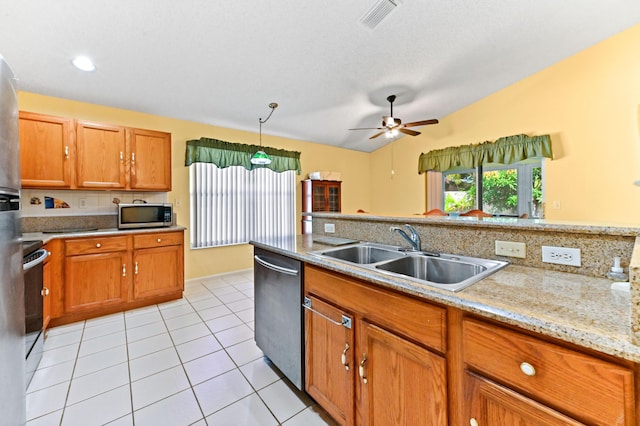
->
(370, 24, 640, 224)
(17, 93, 371, 278)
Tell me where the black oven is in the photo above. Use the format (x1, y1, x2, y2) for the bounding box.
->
(23, 240, 48, 388)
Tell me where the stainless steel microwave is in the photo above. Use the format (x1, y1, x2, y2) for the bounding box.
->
(118, 203, 173, 229)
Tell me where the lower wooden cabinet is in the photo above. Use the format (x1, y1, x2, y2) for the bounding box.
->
(48, 230, 184, 325)
(42, 244, 52, 330)
(64, 250, 128, 313)
(464, 372, 584, 425)
(304, 265, 448, 426)
(304, 265, 638, 426)
(132, 233, 183, 300)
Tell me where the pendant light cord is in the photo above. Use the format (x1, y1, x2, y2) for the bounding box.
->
(259, 102, 278, 146)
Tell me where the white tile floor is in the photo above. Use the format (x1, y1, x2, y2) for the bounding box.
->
(26, 270, 338, 426)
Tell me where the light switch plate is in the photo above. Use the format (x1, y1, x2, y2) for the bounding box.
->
(495, 240, 526, 258)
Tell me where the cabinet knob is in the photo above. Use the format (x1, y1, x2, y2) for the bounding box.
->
(469, 418, 479, 426)
(157, 238, 162, 243)
(120, 151, 124, 163)
(122, 264, 126, 277)
(64, 146, 69, 159)
(96, 243, 101, 248)
(41, 287, 50, 297)
(134, 262, 139, 275)
(520, 362, 536, 376)
(131, 152, 136, 165)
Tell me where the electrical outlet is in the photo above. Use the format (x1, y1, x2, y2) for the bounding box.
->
(78, 198, 87, 209)
(324, 223, 335, 233)
(495, 240, 526, 258)
(541, 246, 581, 266)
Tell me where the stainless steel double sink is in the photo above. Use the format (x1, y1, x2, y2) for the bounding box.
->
(309, 242, 508, 292)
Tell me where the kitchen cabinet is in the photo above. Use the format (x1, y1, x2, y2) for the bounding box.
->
(47, 230, 184, 325)
(304, 265, 448, 425)
(75, 121, 127, 189)
(301, 180, 341, 233)
(462, 317, 636, 425)
(19, 112, 74, 188)
(132, 232, 183, 300)
(19, 111, 172, 191)
(129, 128, 172, 191)
(64, 236, 129, 314)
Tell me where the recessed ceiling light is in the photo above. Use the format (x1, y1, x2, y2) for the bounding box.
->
(72, 56, 95, 72)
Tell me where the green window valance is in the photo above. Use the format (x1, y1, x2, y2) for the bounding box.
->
(418, 134, 553, 173)
(185, 137, 302, 174)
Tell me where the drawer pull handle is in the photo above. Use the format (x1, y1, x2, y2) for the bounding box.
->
(358, 354, 368, 384)
(122, 264, 126, 277)
(134, 262, 139, 275)
(341, 343, 350, 371)
(520, 362, 536, 376)
(64, 146, 69, 159)
(96, 243, 101, 248)
(131, 152, 136, 165)
(469, 418, 479, 426)
(41, 287, 50, 297)
(157, 238, 162, 243)
(120, 151, 124, 163)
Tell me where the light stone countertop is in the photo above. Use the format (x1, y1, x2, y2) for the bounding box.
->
(251, 234, 639, 363)
(23, 225, 187, 244)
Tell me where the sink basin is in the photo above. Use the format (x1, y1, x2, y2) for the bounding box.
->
(376, 253, 507, 291)
(310, 242, 507, 292)
(316, 243, 405, 264)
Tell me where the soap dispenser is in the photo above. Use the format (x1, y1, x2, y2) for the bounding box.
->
(606, 257, 628, 282)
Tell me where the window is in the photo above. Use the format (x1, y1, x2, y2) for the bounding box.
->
(189, 163, 296, 248)
(443, 162, 542, 217)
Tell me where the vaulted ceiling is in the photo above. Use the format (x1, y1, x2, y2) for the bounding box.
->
(2, 1, 639, 152)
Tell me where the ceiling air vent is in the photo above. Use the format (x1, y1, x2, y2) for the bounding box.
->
(359, 0, 398, 29)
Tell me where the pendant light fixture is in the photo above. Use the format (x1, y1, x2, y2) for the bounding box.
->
(251, 102, 278, 165)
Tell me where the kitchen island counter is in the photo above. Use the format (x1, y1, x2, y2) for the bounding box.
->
(252, 234, 640, 362)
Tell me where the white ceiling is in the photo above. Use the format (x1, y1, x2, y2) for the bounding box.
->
(1, 1, 639, 152)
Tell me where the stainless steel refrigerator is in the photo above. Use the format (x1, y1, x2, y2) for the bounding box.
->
(0, 54, 26, 425)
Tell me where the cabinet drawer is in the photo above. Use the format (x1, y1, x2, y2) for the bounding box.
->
(66, 236, 129, 256)
(133, 232, 183, 249)
(463, 318, 635, 425)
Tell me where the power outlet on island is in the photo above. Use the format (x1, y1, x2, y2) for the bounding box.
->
(324, 223, 336, 233)
(495, 240, 526, 259)
(541, 246, 581, 267)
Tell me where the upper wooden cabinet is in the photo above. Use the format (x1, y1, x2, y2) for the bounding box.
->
(19, 112, 74, 188)
(129, 128, 172, 191)
(19, 112, 172, 191)
(76, 121, 127, 189)
(302, 179, 341, 213)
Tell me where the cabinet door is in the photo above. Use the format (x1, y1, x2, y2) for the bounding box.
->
(326, 182, 341, 212)
(129, 128, 172, 190)
(304, 295, 355, 426)
(76, 121, 127, 189)
(19, 112, 74, 188)
(312, 184, 328, 211)
(64, 252, 128, 313)
(133, 245, 182, 299)
(358, 322, 447, 426)
(464, 372, 584, 426)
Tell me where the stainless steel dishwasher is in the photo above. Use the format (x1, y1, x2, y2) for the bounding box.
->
(253, 247, 304, 390)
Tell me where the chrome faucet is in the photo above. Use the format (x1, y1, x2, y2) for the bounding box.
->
(390, 224, 421, 251)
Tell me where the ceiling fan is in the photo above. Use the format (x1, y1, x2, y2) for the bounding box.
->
(349, 95, 439, 139)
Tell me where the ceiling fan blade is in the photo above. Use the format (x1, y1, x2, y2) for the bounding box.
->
(403, 119, 439, 128)
(399, 128, 421, 136)
(369, 131, 386, 139)
(349, 127, 384, 131)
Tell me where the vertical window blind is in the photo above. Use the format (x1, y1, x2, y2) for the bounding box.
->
(189, 163, 296, 248)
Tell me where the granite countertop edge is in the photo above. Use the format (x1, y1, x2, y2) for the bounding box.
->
(23, 225, 187, 243)
(251, 236, 640, 363)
